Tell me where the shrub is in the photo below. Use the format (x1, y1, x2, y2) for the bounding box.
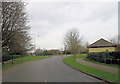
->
(2, 55, 21, 61)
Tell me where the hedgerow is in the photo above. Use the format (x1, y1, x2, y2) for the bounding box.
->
(87, 51, 120, 64)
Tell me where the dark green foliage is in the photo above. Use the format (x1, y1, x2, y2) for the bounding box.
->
(34, 49, 61, 56)
(63, 50, 72, 54)
(87, 51, 120, 64)
(2, 55, 21, 61)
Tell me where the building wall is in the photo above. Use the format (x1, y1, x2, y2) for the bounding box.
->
(88, 47, 116, 52)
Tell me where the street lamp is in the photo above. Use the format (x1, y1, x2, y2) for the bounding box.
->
(30, 34, 40, 56)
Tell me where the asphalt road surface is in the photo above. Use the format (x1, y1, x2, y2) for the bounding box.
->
(3, 55, 100, 82)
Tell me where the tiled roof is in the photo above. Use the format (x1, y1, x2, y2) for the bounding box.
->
(88, 38, 117, 48)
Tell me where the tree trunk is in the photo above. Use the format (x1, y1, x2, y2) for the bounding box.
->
(74, 53, 76, 62)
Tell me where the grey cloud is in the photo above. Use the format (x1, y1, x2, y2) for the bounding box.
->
(26, 2, 117, 49)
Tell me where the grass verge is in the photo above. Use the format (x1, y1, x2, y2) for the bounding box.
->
(63, 54, 119, 83)
(2, 56, 51, 71)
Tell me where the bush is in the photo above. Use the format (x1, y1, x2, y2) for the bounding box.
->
(87, 51, 120, 64)
(2, 55, 21, 61)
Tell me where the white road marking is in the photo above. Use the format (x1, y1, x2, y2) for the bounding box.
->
(44, 79, 47, 82)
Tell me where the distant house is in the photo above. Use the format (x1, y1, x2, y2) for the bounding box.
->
(48, 49, 61, 55)
(87, 38, 117, 52)
(27, 51, 34, 56)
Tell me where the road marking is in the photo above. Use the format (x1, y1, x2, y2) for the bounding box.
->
(44, 79, 47, 82)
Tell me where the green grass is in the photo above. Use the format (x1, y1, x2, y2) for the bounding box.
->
(63, 54, 119, 83)
(76, 54, 87, 58)
(2, 56, 51, 71)
(84, 58, 120, 68)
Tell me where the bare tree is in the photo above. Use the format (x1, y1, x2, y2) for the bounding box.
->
(109, 35, 118, 44)
(64, 28, 83, 60)
(1, 2, 31, 56)
(108, 35, 120, 50)
(34, 48, 42, 56)
(84, 41, 89, 48)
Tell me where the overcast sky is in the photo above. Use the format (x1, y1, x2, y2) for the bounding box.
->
(26, 1, 118, 50)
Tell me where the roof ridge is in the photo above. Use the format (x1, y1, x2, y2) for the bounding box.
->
(88, 38, 115, 47)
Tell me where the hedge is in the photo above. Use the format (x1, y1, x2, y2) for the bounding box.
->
(87, 51, 120, 64)
(2, 55, 21, 61)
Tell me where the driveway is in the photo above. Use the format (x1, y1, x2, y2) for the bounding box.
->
(3, 55, 100, 82)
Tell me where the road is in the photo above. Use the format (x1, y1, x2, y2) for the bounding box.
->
(3, 55, 100, 82)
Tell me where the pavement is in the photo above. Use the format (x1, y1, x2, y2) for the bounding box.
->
(3, 55, 101, 82)
(77, 58, 118, 73)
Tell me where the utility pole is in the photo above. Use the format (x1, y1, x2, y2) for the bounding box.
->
(33, 34, 40, 56)
(33, 35, 36, 56)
